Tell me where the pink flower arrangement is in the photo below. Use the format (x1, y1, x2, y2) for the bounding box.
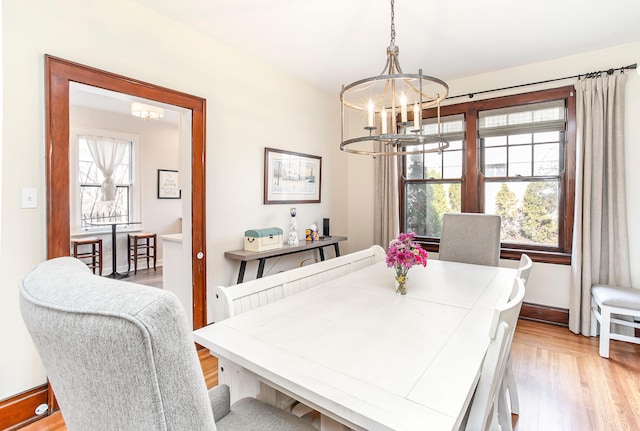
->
(386, 232, 428, 294)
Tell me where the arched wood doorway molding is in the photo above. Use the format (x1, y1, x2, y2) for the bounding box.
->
(45, 55, 207, 329)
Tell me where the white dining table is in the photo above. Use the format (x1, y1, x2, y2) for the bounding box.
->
(193, 259, 516, 431)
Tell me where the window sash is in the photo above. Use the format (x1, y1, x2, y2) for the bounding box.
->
(399, 86, 575, 263)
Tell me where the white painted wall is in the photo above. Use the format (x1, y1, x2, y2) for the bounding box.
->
(0, 0, 345, 400)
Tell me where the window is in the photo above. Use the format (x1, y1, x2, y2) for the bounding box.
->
(400, 86, 575, 264)
(70, 128, 140, 233)
(404, 114, 464, 238)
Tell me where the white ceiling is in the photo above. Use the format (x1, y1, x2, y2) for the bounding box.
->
(131, 0, 640, 94)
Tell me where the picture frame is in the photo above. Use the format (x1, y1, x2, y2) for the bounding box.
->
(264, 147, 322, 204)
(157, 169, 181, 199)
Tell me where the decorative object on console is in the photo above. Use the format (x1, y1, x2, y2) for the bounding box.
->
(339, 0, 449, 157)
(244, 227, 284, 252)
(386, 232, 428, 295)
(288, 208, 299, 245)
(323, 218, 330, 238)
(305, 224, 319, 242)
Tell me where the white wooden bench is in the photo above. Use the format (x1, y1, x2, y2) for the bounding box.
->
(212, 245, 386, 321)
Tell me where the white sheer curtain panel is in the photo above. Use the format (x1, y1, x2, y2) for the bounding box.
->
(85, 136, 128, 201)
(373, 144, 399, 249)
(570, 73, 631, 335)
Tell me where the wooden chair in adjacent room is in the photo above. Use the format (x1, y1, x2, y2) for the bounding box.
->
(70, 237, 103, 276)
(127, 232, 157, 274)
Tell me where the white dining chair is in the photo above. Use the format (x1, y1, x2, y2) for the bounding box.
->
(515, 253, 533, 284)
(590, 284, 640, 358)
(464, 277, 525, 431)
(439, 213, 501, 266)
(500, 253, 533, 422)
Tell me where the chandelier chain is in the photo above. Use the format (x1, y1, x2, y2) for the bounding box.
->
(390, 0, 396, 46)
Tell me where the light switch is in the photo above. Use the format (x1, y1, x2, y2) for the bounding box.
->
(21, 188, 38, 209)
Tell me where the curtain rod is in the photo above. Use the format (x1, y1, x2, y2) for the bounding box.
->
(446, 63, 637, 100)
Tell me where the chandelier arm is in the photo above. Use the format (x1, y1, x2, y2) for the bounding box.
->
(379, 55, 393, 77)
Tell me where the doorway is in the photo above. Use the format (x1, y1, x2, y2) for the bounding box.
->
(45, 55, 207, 329)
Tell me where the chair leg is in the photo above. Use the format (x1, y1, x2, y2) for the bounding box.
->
(91, 243, 97, 274)
(98, 239, 103, 276)
(133, 237, 139, 275)
(504, 355, 519, 415)
(152, 236, 157, 271)
(498, 379, 514, 431)
(127, 235, 132, 272)
(143, 238, 148, 270)
(599, 307, 611, 358)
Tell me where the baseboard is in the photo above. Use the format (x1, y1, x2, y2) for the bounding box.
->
(520, 302, 569, 327)
(0, 384, 48, 430)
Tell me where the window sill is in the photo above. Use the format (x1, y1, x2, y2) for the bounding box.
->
(419, 241, 572, 265)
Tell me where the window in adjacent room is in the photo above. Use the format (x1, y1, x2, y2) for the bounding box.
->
(70, 128, 140, 233)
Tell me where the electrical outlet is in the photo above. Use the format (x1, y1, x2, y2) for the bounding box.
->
(21, 188, 37, 209)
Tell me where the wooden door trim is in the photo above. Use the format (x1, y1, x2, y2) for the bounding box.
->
(45, 55, 207, 328)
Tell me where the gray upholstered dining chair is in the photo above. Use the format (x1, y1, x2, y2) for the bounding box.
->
(20, 257, 317, 431)
(464, 277, 525, 431)
(439, 213, 502, 266)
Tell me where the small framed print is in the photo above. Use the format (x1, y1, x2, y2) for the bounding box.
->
(264, 148, 321, 204)
(157, 169, 181, 199)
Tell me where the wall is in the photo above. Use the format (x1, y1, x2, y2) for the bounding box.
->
(0, 0, 345, 400)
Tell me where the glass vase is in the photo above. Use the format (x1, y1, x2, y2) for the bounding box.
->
(395, 267, 408, 295)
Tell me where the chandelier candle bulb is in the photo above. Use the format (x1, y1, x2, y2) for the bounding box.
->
(413, 102, 420, 128)
(381, 109, 388, 133)
(367, 99, 375, 128)
(401, 94, 408, 123)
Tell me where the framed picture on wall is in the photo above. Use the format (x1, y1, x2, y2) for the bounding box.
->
(264, 147, 321, 204)
(157, 169, 181, 199)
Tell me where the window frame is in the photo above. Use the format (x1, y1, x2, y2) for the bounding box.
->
(399, 86, 575, 264)
(70, 126, 142, 235)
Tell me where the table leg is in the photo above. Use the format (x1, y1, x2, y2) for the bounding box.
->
(106, 223, 128, 279)
(334, 243, 341, 257)
(318, 247, 326, 261)
(237, 261, 247, 284)
(257, 258, 266, 278)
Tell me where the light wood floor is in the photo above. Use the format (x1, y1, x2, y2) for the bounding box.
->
(18, 319, 640, 431)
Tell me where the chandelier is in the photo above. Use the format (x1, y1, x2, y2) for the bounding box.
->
(131, 102, 164, 120)
(340, 0, 449, 157)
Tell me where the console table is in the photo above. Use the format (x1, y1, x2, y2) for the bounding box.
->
(225, 236, 347, 283)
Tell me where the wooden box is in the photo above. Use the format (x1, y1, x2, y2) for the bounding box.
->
(244, 227, 284, 252)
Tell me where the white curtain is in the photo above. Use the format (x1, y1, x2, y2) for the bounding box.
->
(373, 145, 400, 249)
(85, 136, 128, 201)
(569, 73, 631, 335)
